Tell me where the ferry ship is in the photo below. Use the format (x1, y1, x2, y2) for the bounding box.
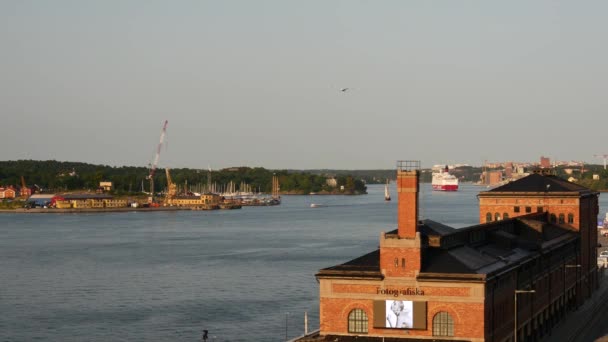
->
(432, 165, 459, 191)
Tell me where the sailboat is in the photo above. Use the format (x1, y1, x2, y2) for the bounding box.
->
(384, 180, 391, 201)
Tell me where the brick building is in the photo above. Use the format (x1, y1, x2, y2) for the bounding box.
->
(0, 187, 16, 199)
(478, 168, 599, 305)
(19, 187, 32, 198)
(297, 161, 599, 342)
(540, 157, 551, 169)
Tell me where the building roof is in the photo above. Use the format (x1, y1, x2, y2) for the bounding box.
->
(482, 173, 592, 194)
(62, 194, 114, 200)
(316, 250, 382, 279)
(317, 173, 587, 282)
(317, 214, 577, 281)
(175, 195, 201, 199)
(28, 194, 55, 199)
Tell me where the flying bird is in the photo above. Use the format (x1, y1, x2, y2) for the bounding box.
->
(340, 88, 349, 92)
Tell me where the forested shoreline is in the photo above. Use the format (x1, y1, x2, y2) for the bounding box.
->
(0, 160, 367, 195)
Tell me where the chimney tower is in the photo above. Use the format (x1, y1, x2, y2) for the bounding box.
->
(397, 160, 420, 238)
(379, 160, 422, 278)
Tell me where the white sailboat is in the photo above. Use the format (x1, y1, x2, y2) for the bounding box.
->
(384, 180, 391, 201)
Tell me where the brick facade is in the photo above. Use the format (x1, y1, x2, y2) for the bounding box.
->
(312, 168, 599, 342)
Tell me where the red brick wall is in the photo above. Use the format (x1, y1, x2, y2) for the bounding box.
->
(319, 297, 484, 339)
(380, 247, 420, 278)
(479, 193, 599, 306)
(479, 196, 580, 230)
(397, 172, 418, 239)
(332, 284, 470, 297)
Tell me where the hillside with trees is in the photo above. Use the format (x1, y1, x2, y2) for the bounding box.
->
(0, 160, 367, 195)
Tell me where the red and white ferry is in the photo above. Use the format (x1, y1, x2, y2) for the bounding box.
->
(432, 165, 459, 191)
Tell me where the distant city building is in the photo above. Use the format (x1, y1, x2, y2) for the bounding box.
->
(593, 174, 600, 180)
(481, 170, 503, 185)
(505, 162, 513, 178)
(540, 156, 551, 168)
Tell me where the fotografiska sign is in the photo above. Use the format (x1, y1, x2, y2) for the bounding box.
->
(377, 288, 425, 297)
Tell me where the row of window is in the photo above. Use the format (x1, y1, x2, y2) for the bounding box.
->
(486, 212, 510, 222)
(347, 309, 454, 336)
(486, 211, 574, 224)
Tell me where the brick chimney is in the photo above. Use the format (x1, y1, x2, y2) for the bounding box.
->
(397, 161, 420, 238)
(379, 160, 421, 278)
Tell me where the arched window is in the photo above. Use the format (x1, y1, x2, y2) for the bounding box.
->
(559, 213, 565, 224)
(495, 213, 501, 221)
(486, 213, 492, 223)
(550, 214, 557, 223)
(433, 311, 454, 336)
(503, 213, 509, 220)
(348, 308, 368, 333)
(568, 213, 574, 224)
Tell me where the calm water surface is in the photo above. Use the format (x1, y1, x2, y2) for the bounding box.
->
(2, 184, 606, 342)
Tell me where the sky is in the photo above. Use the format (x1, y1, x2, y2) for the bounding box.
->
(1, 1, 607, 170)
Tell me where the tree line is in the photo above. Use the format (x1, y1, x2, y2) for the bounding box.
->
(0, 160, 367, 195)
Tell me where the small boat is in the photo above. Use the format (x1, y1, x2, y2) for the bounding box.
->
(310, 203, 325, 208)
(219, 202, 242, 210)
(384, 180, 391, 201)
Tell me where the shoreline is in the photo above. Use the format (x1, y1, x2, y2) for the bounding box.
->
(0, 207, 189, 214)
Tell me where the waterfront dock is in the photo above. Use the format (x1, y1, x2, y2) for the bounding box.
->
(0, 206, 189, 214)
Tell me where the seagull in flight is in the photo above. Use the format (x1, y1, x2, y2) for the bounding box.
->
(340, 87, 349, 92)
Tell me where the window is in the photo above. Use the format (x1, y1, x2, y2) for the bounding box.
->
(503, 213, 509, 219)
(348, 309, 368, 333)
(514, 206, 520, 213)
(433, 312, 454, 337)
(401, 258, 406, 268)
(559, 214, 565, 224)
(495, 213, 501, 221)
(550, 214, 557, 223)
(537, 206, 543, 213)
(486, 212, 492, 222)
(568, 213, 574, 224)
(525, 206, 532, 213)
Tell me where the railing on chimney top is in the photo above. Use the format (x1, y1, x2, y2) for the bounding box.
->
(397, 160, 420, 172)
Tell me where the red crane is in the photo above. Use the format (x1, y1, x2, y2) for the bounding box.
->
(147, 120, 168, 204)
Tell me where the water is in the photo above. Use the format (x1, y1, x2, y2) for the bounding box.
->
(1, 184, 606, 342)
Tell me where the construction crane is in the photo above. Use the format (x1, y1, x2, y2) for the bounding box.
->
(593, 154, 608, 170)
(165, 168, 177, 205)
(147, 120, 168, 204)
(20, 176, 31, 198)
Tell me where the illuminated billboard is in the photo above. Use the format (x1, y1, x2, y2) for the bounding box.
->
(373, 300, 427, 329)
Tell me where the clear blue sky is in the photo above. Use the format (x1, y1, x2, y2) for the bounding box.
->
(1, 1, 607, 169)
